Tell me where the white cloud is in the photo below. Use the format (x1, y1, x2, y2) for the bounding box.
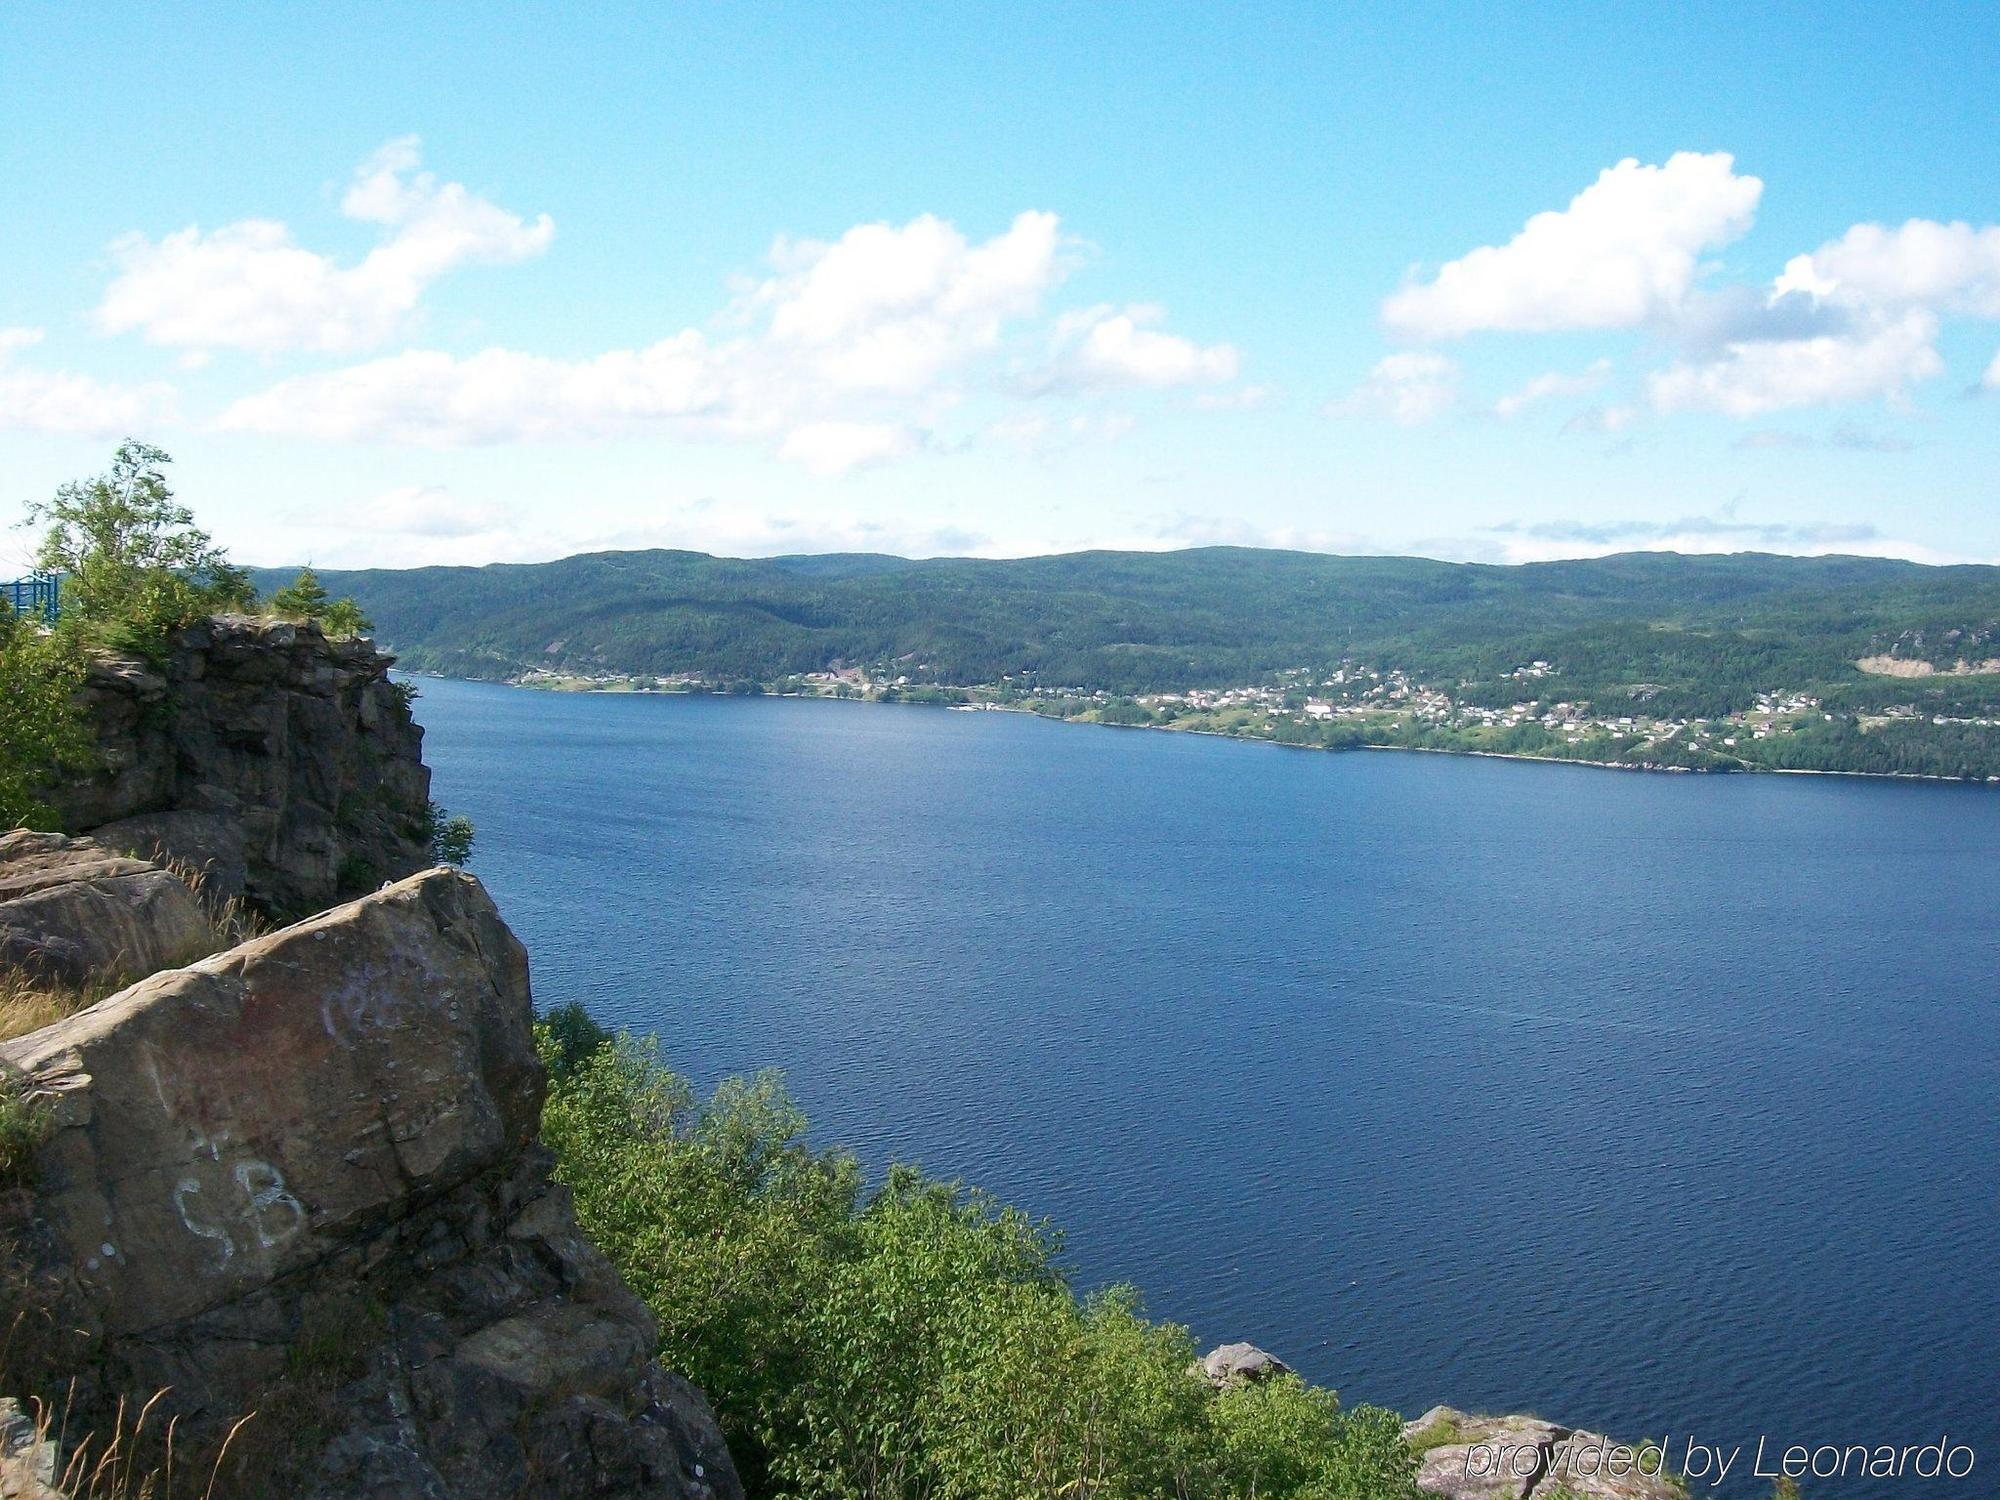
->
(338, 484, 512, 537)
(1494, 359, 1613, 418)
(1332, 352, 1460, 425)
(1775, 219, 2000, 317)
(97, 137, 553, 354)
(748, 211, 1063, 392)
(1042, 304, 1239, 390)
(1648, 309, 1942, 416)
(1985, 345, 2000, 391)
(218, 209, 1235, 474)
(220, 334, 731, 444)
(776, 421, 923, 476)
(0, 326, 177, 436)
(1383, 152, 1762, 338)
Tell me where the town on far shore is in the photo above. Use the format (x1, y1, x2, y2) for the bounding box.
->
(502, 656, 2000, 783)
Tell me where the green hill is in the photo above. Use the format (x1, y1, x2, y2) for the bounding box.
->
(252, 547, 2000, 724)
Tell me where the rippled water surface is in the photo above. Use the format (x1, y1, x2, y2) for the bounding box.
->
(414, 679, 1999, 1494)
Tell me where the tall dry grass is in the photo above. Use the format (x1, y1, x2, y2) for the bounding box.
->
(21, 1386, 255, 1500)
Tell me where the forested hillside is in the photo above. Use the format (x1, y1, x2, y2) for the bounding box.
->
(252, 547, 2000, 720)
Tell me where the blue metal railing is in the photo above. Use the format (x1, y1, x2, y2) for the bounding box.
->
(2, 573, 61, 624)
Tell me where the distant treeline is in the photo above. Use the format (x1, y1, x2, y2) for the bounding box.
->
(251, 547, 2000, 716)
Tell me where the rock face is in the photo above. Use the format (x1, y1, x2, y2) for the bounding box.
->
(1, 870, 741, 1500)
(1404, 1406, 1680, 1500)
(53, 616, 432, 918)
(0, 830, 216, 988)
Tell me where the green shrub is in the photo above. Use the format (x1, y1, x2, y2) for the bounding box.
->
(540, 1001, 610, 1078)
(0, 1081, 48, 1192)
(0, 608, 90, 830)
(427, 802, 475, 866)
(538, 1029, 1420, 1499)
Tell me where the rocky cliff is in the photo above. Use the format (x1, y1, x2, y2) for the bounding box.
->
(54, 615, 432, 919)
(0, 856, 740, 1500)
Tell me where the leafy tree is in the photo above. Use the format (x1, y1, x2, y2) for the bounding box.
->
(427, 802, 475, 866)
(539, 1028, 1422, 1500)
(27, 440, 251, 648)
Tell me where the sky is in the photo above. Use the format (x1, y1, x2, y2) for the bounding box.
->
(2, 1, 1997, 571)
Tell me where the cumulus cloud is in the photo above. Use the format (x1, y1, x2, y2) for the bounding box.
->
(1642, 215, 2000, 417)
(218, 209, 1232, 474)
(747, 211, 1064, 392)
(98, 137, 553, 354)
(776, 421, 924, 476)
(219, 335, 730, 445)
(1332, 352, 1460, 425)
(1039, 304, 1239, 391)
(1383, 152, 1762, 338)
(1647, 309, 1942, 416)
(1775, 219, 2000, 316)
(0, 326, 177, 435)
(1494, 359, 1612, 418)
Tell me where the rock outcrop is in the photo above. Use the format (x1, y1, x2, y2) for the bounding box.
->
(1196, 1342, 1292, 1387)
(53, 616, 432, 918)
(0, 830, 216, 988)
(0, 870, 740, 1500)
(1404, 1406, 1680, 1500)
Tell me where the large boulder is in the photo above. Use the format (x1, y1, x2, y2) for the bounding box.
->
(1197, 1342, 1292, 1387)
(54, 615, 433, 919)
(0, 830, 215, 989)
(1404, 1406, 1680, 1500)
(1, 869, 740, 1500)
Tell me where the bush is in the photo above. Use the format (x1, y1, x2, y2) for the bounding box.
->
(427, 802, 475, 866)
(0, 607, 90, 830)
(538, 1029, 1420, 1499)
(540, 1001, 609, 1078)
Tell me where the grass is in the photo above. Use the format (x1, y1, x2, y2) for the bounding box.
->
(0, 851, 272, 1047)
(1402, 1411, 1464, 1457)
(23, 1387, 256, 1500)
(0, 1081, 50, 1191)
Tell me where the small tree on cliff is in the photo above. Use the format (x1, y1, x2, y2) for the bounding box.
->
(27, 439, 252, 647)
(271, 565, 373, 638)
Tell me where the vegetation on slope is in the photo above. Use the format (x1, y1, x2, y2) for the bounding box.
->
(537, 1008, 1420, 1500)
(250, 547, 2000, 720)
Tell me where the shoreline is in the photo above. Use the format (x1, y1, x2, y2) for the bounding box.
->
(413, 671, 1999, 789)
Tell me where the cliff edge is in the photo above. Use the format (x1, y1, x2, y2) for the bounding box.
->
(54, 615, 433, 919)
(0, 863, 740, 1500)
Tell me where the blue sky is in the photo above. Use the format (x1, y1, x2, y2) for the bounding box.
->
(2, 1, 1996, 569)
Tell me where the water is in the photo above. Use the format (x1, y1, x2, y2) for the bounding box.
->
(413, 678, 1999, 1494)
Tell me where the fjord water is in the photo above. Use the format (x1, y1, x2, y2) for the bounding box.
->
(415, 678, 1998, 1493)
